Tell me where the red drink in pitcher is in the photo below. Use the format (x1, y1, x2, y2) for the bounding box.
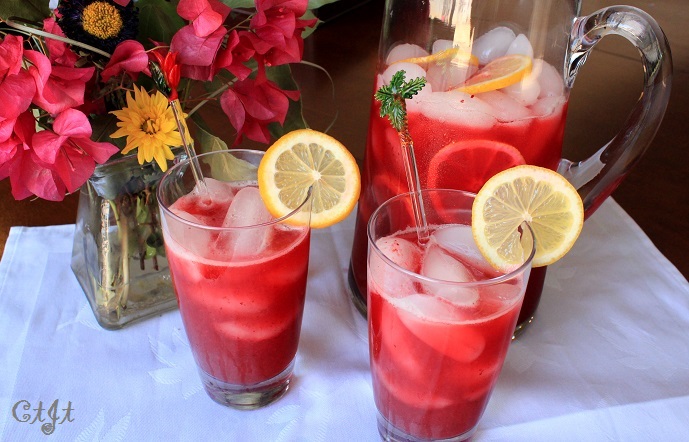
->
(350, 33, 568, 326)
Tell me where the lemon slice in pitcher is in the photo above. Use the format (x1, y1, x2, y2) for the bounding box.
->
(472, 165, 584, 270)
(457, 54, 532, 94)
(395, 48, 479, 67)
(258, 129, 361, 228)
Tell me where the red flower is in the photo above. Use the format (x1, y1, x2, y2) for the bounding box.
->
(101, 40, 150, 82)
(42, 18, 79, 68)
(215, 31, 255, 81)
(220, 75, 299, 145)
(245, 0, 316, 66)
(0, 112, 65, 200)
(177, 0, 231, 38)
(149, 50, 182, 100)
(171, 0, 232, 80)
(32, 109, 119, 196)
(24, 50, 94, 115)
(0, 35, 36, 122)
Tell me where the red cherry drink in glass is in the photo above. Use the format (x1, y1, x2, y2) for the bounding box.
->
(368, 190, 533, 441)
(158, 150, 311, 409)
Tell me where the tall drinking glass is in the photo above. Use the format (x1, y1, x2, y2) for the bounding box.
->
(157, 150, 312, 409)
(368, 189, 535, 441)
(349, 0, 672, 333)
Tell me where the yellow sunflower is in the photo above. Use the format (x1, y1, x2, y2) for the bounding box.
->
(110, 86, 184, 172)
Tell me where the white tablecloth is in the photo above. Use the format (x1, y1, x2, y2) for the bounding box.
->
(1, 199, 688, 442)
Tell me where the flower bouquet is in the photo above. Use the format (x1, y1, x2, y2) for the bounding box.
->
(0, 0, 333, 328)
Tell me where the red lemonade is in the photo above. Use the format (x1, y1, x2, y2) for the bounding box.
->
(368, 225, 528, 440)
(350, 35, 568, 327)
(162, 181, 310, 400)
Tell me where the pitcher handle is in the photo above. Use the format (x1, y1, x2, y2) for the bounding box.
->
(560, 6, 672, 217)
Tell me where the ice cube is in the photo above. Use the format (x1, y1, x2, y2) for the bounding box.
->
(167, 205, 213, 258)
(415, 90, 496, 130)
(431, 225, 497, 276)
(503, 70, 541, 106)
(505, 34, 534, 58)
(427, 62, 477, 92)
(472, 26, 516, 65)
(531, 95, 566, 117)
(535, 60, 565, 98)
(386, 43, 429, 65)
(219, 186, 274, 259)
(215, 313, 292, 341)
(479, 90, 533, 122)
(200, 177, 235, 205)
(421, 245, 479, 307)
(432, 39, 454, 54)
(393, 293, 486, 362)
(369, 236, 421, 298)
(381, 62, 432, 96)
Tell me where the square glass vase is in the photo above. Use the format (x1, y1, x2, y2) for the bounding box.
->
(71, 153, 179, 329)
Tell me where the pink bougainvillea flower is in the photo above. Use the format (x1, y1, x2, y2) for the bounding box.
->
(0, 35, 36, 122)
(0, 111, 65, 201)
(0, 34, 24, 77)
(113, 0, 131, 6)
(32, 109, 119, 194)
(24, 50, 95, 115)
(170, 25, 227, 80)
(177, 0, 231, 38)
(246, 0, 316, 66)
(42, 18, 79, 68)
(220, 76, 299, 144)
(215, 31, 255, 81)
(101, 40, 150, 82)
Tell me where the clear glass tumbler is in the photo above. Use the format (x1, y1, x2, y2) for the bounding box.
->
(368, 189, 534, 441)
(157, 150, 312, 409)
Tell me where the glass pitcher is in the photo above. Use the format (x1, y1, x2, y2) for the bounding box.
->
(348, 0, 672, 333)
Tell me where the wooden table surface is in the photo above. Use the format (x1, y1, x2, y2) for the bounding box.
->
(2, 0, 687, 280)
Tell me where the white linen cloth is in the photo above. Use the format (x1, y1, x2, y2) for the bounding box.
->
(0, 199, 688, 441)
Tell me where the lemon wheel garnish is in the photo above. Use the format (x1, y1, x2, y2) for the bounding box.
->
(471, 165, 584, 270)
(258, 129, 361, 229)
(394, 48, 479, 67)
(456, 54, 532, 95)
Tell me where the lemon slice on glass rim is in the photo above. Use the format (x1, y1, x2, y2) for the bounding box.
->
(471, 165, 584, 270)
(258, 129, 361, 229)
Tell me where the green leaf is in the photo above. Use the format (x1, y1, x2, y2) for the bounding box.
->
(136, 0, 185, 47)
(196, 125, 258, 181)
(375, 70, 426, 131)
(0, 0, 50, 22)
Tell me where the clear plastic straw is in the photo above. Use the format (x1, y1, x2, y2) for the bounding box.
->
(398, 122, 430, 243)
(169, 99, 207, 194)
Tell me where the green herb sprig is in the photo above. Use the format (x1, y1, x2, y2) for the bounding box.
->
(374, 70, 427, 131)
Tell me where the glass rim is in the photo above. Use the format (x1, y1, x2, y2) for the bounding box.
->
(157, 149, 312, 231)
(367, 188, 536, 287)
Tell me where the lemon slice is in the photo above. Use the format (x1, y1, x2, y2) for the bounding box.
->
(258, 129, 361, 229)
(471, 165, 584, 270)
(394, 48, 479, 67)
(456, 54, 532, 94)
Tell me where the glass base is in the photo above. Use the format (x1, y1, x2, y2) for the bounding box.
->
(376, 410, 476, 442)
(198, 359, 294, 410)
